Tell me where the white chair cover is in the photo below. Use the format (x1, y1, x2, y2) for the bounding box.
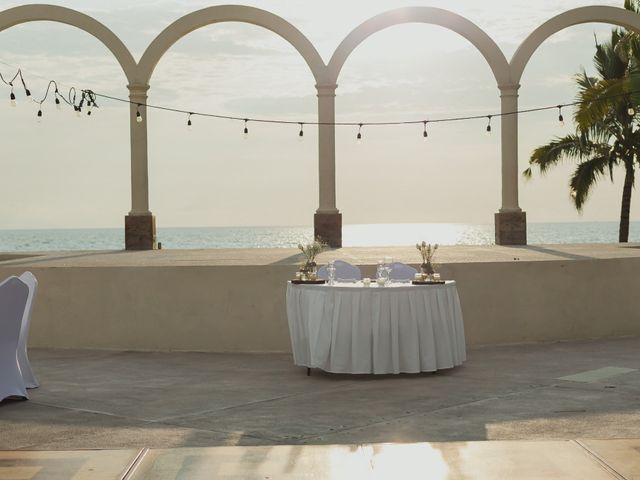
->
(318, 260, 362, 281)
(0, 276, 29, 401)
(389, 262, 418, 281)
(18, 272, 38, 388)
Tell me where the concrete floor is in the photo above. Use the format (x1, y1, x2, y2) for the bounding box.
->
(1, 337, 639, 451)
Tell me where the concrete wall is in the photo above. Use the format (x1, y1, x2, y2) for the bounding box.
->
(2, 257, 638, 352)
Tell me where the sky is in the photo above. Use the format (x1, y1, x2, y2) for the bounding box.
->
(0, 0, 637, 229)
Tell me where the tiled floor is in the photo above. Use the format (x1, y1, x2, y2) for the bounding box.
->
(1, 439, 639, 479)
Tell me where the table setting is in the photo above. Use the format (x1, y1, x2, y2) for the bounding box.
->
(286, 240, 466, 375)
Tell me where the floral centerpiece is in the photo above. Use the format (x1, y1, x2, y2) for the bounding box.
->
(416, 241, 438, 276)
(297, 238, 327, 280)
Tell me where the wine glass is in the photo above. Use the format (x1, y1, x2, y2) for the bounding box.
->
(383, 256, 393, 284)
(327, 261, 336, 286)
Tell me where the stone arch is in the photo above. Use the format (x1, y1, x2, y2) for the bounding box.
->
(137, 5, 326, 85)
(327, 7, 510, 87)
(511, 6, 640, 84)
(0, 4, 137, 84)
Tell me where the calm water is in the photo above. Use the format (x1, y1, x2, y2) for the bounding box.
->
(0, 222, 638, 252)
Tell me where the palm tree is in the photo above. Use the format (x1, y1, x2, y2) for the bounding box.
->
(524, 28, 639, 242)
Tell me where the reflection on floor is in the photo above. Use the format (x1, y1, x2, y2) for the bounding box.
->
(1, 439, 639, 479)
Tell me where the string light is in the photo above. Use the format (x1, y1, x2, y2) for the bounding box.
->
(36, 105, 42, 122)
(557, 105, 564, 127)
(5, 65, 640, 141)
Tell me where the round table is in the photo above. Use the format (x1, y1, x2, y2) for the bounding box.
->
(286, 281, 466, 374)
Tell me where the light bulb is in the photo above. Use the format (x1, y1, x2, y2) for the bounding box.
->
(243, 120, 249, 139)
(55, 97, 61, 111)
(298, 124, 304, 142)
(423, 122, 428, 142)
(357, 132, 362, 145)
(76, 109, 81, 118)
(628, 106, 635, 116)
(136, 111, 142, 123)
(10, 91, 16, 107)
(485, 116, 492, 136)
(558, 106, 565, 127)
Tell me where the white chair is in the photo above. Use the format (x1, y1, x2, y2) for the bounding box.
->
(0, 276, 29, 401)
(18, 272, 38, 389)
(389, 262, 418, 281)
(318, 260, 362, 281)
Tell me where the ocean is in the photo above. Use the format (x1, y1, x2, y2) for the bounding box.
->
(0, 222, 638, 252)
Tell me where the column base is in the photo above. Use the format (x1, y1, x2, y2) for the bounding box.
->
(125, 215, 157, 250)
(314, 212, 342, 248)
(495, 211, 527, 245)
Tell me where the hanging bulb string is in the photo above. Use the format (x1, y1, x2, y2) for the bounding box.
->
(0, 68, 30, 96)
(87, 87, 640, 129)
(3, 63, 640, 128)
(33, 80, 74, 107)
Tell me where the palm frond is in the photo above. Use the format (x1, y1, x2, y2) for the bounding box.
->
(569, 155, 611, 210)
(574, 77, 628, 129)
(593, 29, 628, 80)
(528, 134, 603, 177)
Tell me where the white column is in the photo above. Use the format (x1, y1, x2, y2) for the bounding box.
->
(127, 84, 152, 216)
(499, 84, 522, 212)
(316, 83, 339, 214)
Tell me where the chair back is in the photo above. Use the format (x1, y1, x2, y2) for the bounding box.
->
(17, 272, 39, 388)
(389, 262, 418, 281)
(0, 276, 29, 354)
(318, 260, 362, 281)
(18, 272, 37, 345)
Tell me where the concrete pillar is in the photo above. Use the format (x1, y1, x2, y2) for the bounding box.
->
(315, 83, 342, 247)
(125, 84, 156, 250)
(495, 84, 526, 245)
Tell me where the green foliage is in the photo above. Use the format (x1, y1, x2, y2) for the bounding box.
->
(297, 238, 327, 268)
(524, 21, 639, 240)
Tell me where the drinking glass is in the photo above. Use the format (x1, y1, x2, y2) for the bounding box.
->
(327, 261, 336, 286)
(383, 256, 393, 285)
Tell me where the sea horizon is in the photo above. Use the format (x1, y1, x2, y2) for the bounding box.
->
(0, 221, 638, 252)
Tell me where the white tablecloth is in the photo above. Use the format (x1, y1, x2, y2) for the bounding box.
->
(286, 281, 466, 374)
